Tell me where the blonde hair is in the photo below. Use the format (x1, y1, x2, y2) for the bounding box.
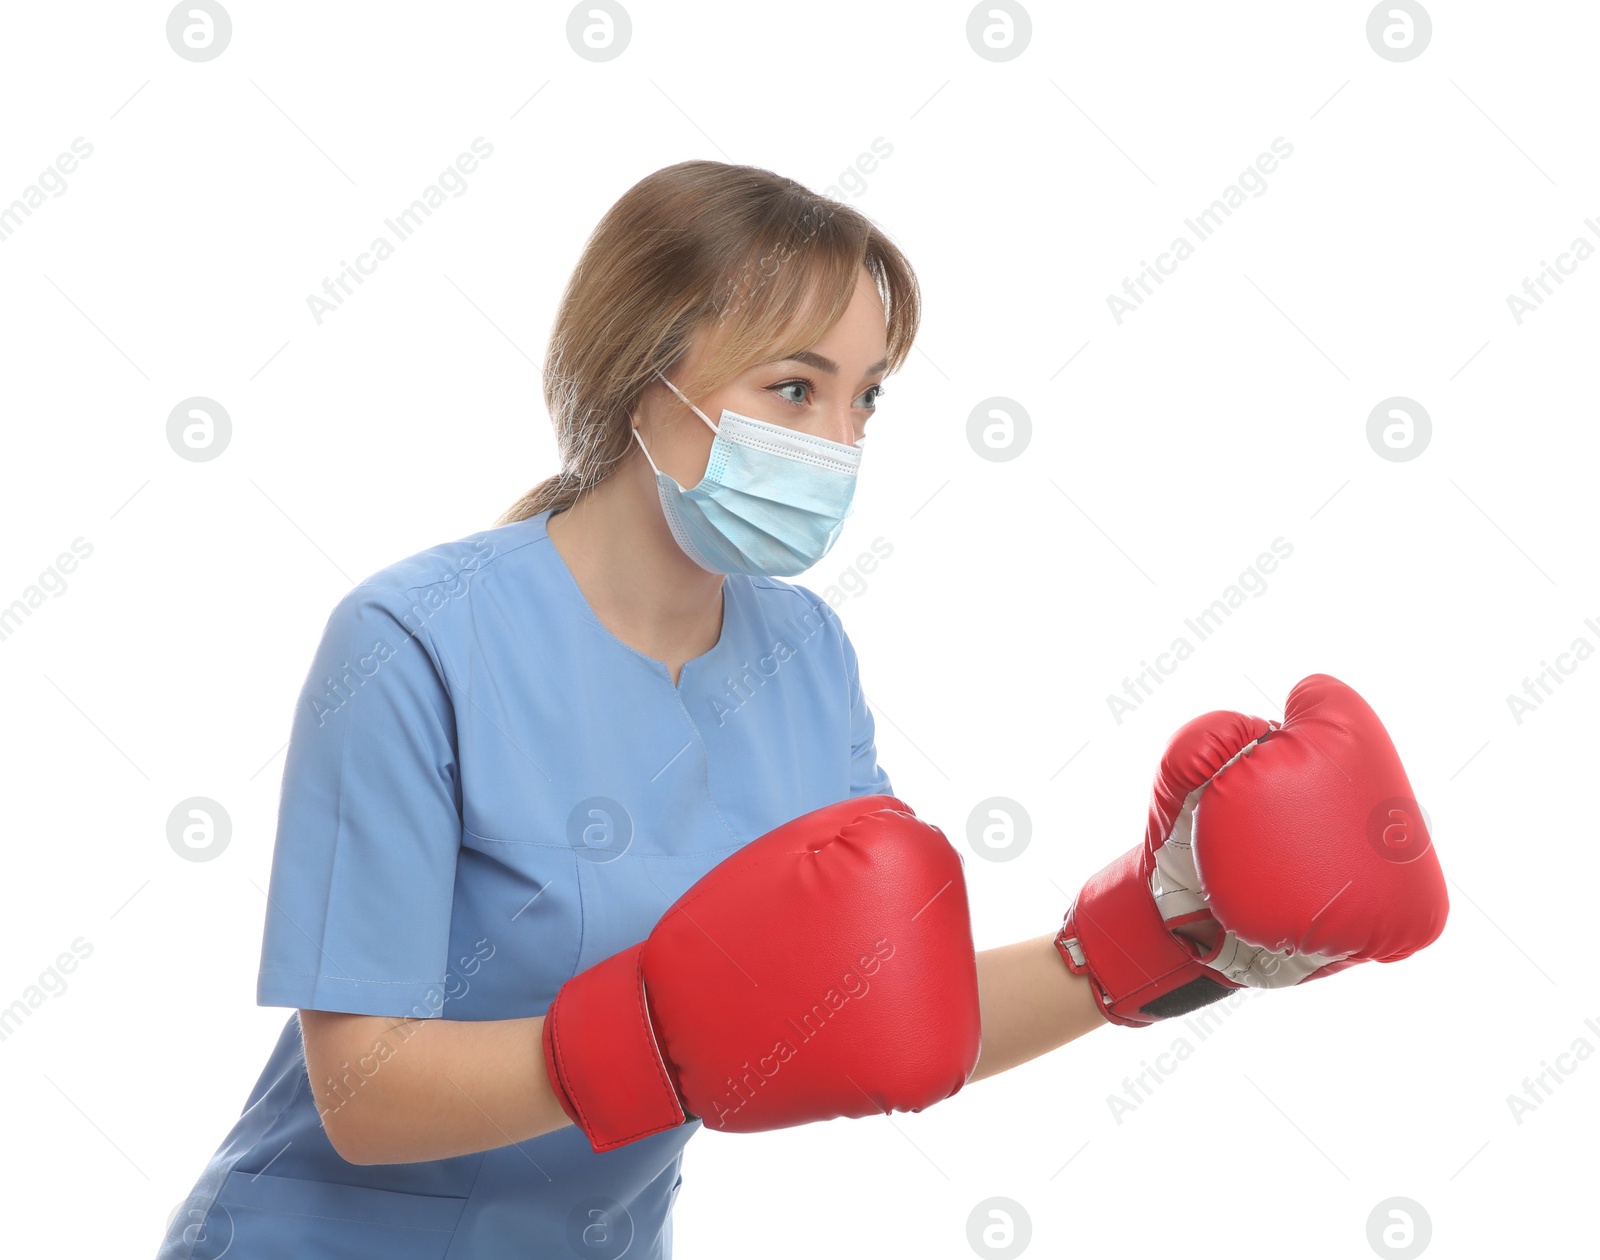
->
(494, 160, 921, 525)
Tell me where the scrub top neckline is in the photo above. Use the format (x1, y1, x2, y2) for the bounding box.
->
(536, 508, 731, 691)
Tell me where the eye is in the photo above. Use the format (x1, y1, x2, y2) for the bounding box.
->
(769, 378, 813, 406)
(767, 378, 887, 409)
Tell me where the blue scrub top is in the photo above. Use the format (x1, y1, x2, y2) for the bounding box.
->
(157, 508, 893, 1260)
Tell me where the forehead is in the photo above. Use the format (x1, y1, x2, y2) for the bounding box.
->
(767, 269, 889, 365)
(695, 263, 888, 376)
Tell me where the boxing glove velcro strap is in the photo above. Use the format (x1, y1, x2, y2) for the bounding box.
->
(1055, 845, 1240, 1027)
(541, 943, 687, 1151)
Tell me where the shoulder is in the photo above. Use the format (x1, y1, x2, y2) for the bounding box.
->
(323, 514, 553, 628)
(741, 574, 856, 660)
(745, 574, 842, 626)
(351, 515, 549, 601)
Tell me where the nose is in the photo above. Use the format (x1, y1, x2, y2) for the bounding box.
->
(812, 406, 857, 447)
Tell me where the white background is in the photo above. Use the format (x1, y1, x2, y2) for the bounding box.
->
(0, 2, 1593, 1257)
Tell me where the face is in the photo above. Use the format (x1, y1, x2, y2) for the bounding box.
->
(634, 265, 890, 488)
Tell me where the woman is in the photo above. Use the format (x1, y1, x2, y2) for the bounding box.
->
(157, 160, 1445, 1258)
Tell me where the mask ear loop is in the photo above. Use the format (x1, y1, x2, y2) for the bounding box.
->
(655, 371, 722, 435)
(631, 424, 665, 476)
(634, 371, 721, 480)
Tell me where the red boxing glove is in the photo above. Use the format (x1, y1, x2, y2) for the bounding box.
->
(1056, 674, 1448, 1027)
(542, 795, 982, 1151)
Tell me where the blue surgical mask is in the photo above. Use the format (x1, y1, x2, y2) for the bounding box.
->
(632, 370, 864, 577)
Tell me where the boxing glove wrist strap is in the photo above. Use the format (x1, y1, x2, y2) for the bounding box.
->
(541, 943, 688, 1150)
(1054, 845, 1239, 1028)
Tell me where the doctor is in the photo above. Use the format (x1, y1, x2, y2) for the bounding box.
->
(157, 159, 1446, 1259)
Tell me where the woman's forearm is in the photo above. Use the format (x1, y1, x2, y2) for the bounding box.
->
(967, 934, 1108, 1083)
(300, 934, 1104, 1165)
(300, 1010, 572, 1165)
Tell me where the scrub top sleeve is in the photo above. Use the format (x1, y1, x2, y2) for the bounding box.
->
(832, 605, 894, 799)
(257, 582, 463, 1018)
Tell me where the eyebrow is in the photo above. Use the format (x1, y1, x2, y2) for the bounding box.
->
(766, 349, 889, 376)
